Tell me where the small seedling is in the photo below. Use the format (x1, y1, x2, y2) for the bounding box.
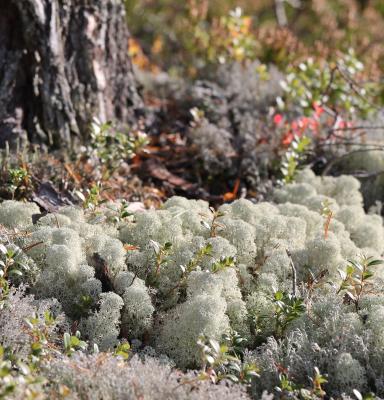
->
(63, 331, 88, 356)
(337, 255, 383, 311)
(273, 290, 306, 337)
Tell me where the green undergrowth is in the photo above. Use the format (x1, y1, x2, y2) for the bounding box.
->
(1, 169, 384, 398)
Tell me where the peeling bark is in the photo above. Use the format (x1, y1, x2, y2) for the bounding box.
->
(0, 0, 143, 148)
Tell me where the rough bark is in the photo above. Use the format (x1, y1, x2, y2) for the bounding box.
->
(0, 0, 143, 148)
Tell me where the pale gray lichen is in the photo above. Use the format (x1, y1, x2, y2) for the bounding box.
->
(0, 200, 39, 229)
(2, 169, 384, 396)
(79, 292, 124, 351)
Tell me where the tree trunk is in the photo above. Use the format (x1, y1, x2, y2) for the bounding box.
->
(0, 0, 143, 149)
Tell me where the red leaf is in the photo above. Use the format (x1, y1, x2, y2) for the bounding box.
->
(273, 114, 283, 125)
(282, 132, 294, 146)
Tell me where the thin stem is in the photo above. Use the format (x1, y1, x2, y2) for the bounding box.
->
(286, 248, 297, 297)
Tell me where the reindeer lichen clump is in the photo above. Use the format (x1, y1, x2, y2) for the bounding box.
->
(1, 170, 384, 396)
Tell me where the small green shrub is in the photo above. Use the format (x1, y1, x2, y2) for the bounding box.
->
(279, 50, 378, 119)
